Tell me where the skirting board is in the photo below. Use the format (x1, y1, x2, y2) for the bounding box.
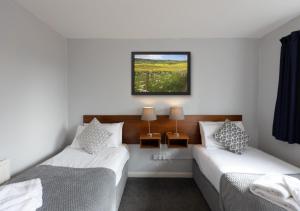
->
(128, 171, 193, 178)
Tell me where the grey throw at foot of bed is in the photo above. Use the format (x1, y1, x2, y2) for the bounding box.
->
(220, 173, 300, 211)
(6, 165, 116, 211)
(193, 159, 300, 211)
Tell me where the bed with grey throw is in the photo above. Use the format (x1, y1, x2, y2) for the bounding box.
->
(193, 160, 300, 211)
(220, 173, 300, 211)
(6, 165, 117, 211)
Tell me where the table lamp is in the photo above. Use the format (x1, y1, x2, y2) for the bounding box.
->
(169, 106, 184, 136)
(141, 107, 157, 136)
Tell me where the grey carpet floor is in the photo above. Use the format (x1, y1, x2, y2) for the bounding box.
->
(119, 178, 211, 211)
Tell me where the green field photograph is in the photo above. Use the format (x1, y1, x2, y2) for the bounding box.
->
(132, 52, 190, 95)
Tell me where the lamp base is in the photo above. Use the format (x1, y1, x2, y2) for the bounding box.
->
(147, 133, 153, 137)
(174, 132, 180, 137)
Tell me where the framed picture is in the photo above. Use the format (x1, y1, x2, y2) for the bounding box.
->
(131, 52, 191, 95)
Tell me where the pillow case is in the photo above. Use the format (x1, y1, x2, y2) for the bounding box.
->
(213, 121, 249, 154)
(84, 122, 124, 142)
(77, 118, 112, 154)
(199, 121, 245, 149)
(71, 122, 124, 148)
(70, 125, 86, 149)
(101, 123, 124, 147)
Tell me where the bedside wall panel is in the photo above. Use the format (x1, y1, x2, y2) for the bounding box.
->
(83, 115, 242, 144)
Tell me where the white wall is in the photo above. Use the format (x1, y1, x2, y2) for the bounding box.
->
(3, 0, 299, 176)
(258, 16, 300, 167)
(0, 0, 68, 174)
(68, 38, 259, 173)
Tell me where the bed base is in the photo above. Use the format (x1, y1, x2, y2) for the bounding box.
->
(116, 161, 128, 211)
(193, 159, 222, 211)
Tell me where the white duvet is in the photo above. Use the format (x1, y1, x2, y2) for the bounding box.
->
(42, 144, 130, 185)
(193, 145, 300, 192)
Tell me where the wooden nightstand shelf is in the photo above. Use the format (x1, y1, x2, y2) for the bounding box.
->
(140, 133, 161, 148)
(166, 132, 189, 148)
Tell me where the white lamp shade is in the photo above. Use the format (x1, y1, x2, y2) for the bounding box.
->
(169, 106, 184, 120)
(141, 107, 157, 121)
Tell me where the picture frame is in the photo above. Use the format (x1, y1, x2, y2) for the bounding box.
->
(131, 52, 191, 95)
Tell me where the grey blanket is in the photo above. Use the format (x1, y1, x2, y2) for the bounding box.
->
(220, 173, 300, 211)
(6, 165, 116, 211)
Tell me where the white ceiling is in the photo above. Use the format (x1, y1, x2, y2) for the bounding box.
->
(16, 0, 300, 39)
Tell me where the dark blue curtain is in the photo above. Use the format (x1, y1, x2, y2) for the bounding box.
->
(273, 31, 300, 144)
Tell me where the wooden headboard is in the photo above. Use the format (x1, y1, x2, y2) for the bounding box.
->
(83, 115, 242, 144)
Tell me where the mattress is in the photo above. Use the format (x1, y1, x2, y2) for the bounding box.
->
(43, 144, 130, 185)
(192, 145, 300, 192)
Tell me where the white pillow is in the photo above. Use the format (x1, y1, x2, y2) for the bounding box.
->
(199, 121, 245, 149)
(85, 122, 124, 144)
(101, 123, 123, 147)
(70, 125, 85, 149)
(71, 122, 124, 148)
(77, 119, 112, 154)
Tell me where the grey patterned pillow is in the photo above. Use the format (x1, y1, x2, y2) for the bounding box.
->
(213, 121, 249, 154)
(77, 118, 112, 154)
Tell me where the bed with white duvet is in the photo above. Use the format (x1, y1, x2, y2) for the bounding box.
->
(43, 144, 129, 186)
(193, 121, 300, 211)
(2, 120, 129, 211)
(193, 145, 300, 193)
